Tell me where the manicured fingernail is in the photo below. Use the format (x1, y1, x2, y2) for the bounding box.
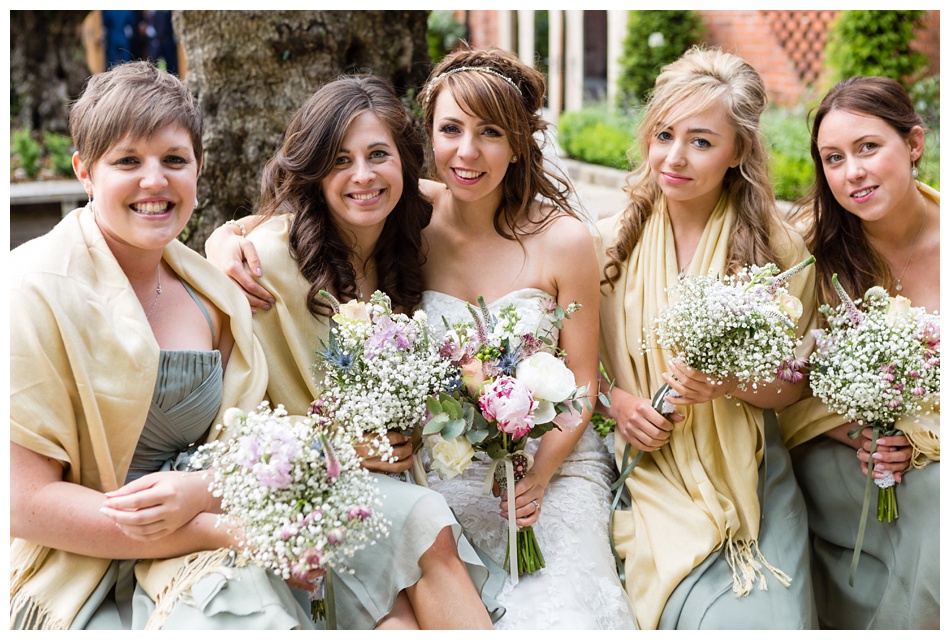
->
(873, 453, 882, 460)
(256, 268, 263, 277)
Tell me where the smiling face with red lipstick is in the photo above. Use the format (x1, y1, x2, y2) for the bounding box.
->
(648, 98, 740, 219)
(73, 123, 199, 256)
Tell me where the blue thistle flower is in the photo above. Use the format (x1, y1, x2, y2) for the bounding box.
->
(318, 330, 356, 372)
(497, 347, 521, 375)
(444, 377, 464, 395)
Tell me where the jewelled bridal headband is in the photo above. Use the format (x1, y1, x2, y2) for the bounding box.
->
(424, 66, 522, 104)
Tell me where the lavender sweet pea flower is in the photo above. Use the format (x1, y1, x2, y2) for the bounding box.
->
(364, 316, 411, 358)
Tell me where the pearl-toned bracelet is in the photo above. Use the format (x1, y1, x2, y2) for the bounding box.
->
(225, 219, 247, 237)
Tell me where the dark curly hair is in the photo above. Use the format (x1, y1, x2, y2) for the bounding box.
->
(257, 75, 431, 316)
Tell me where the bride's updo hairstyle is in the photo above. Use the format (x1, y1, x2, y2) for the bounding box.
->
(419, 45, 578, 239)
(602, 46, 787, 289)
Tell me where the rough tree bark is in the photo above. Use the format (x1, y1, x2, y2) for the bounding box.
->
(173, 10, 431, 250)
(9, 11, 91, 134)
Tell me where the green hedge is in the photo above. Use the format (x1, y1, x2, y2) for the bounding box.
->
(558, 106, 640, 171)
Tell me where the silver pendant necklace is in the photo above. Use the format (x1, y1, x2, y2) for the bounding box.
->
(894, 205, 926, 292)
(145, 265, 163, 319)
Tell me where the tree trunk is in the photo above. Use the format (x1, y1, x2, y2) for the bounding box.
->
(10, 11, 92, 134)
(173, 10, 431, 250)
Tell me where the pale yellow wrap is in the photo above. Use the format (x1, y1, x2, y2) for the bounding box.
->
(778, 183, 940, 466)
(595, 194, 818, 630)
(9, 207, 268, 630)
(244, 214, 330, 413)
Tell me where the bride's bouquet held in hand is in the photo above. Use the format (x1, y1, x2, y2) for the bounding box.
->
(423, 297, 590, 580)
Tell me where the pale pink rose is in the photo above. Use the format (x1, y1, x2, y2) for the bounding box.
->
(886, 295, 913, 323)
(552, 404, 583, 431)
(333, 299, 371, 324)
(478, 376, 537, 439)
(461, 359, 488, 396)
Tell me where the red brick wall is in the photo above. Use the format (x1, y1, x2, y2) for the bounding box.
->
(701, 10, 838, 106)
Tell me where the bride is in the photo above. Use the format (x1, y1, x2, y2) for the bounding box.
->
(415, 46, 635, 630)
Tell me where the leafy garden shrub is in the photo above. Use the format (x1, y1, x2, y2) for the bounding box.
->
(12, 128, 42, 179)
(824, 10, 927, 90)
(43, 131, 75, 177)
(616, 10, 704, 109)
(427, 10, 466, 63)
(10, 127, 75, 181)
(558, 106, 640, 171)
(761, 108, 814, 203)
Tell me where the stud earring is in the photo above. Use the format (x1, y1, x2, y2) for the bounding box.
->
(510, 155, 517, 163)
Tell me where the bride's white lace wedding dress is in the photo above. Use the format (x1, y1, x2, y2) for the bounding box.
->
(420, 288, 637, 630)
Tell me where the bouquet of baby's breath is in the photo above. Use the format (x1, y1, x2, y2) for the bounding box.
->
(314, 290, 456, 463)
(647, 256, 815, 414)
(808, 277, 939, 585)
(192, 403, 390, 626)
(423, 296, 590, 580)
(809, 278, 939, 520)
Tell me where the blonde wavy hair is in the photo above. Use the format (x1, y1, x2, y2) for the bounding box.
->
(602, 46, 788, 288)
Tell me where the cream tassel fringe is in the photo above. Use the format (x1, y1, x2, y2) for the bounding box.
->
(724, 537, 792, 597)
(144, 547, 247, 630)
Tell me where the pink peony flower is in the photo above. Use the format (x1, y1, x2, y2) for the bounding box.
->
(478, 376, 537, 439)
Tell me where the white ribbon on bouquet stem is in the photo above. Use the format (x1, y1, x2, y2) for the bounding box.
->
(483, 454, 519, 585)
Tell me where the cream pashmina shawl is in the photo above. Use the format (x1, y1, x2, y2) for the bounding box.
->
(9, 208, 268, 629)
(595, 194, 817, 629)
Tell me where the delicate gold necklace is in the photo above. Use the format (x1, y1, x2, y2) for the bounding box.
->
(145, 265, 163, 319)
(894, 202, 927, 292)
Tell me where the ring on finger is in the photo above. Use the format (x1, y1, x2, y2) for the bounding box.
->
(531, 499, 540, 512)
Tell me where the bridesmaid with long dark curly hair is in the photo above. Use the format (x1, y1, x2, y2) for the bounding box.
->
(205, 75, 501, 630)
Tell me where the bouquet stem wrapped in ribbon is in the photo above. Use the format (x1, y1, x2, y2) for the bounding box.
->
(424, 296, 590, 583)
(808, 275, 939, 584)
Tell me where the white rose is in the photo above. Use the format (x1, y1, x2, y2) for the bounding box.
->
(427, 434, 475, 480)
(776, 292, 804, 324)
(534, 400, 556, 425)
(516, 351, 577, 403)
(886, 295, 913, 323)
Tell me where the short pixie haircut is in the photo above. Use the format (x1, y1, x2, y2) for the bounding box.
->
(69, 60, 202, 170)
